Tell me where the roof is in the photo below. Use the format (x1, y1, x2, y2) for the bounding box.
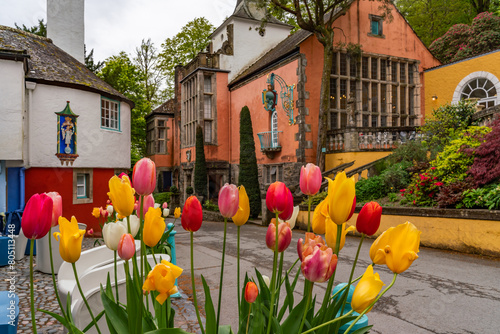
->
(147, 99, 175, 119)
(0, 25, 133, 107)
(229, 29, 312, 87)
(424, 48, 500, 72)
(232, 0, 291, 26)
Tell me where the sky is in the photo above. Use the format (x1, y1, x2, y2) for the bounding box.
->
(0, 0, 236, 62)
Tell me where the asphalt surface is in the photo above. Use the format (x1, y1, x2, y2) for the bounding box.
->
(173, 219, 500, 334)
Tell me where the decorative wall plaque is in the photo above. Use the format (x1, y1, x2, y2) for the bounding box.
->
(55, 101, 79, 166)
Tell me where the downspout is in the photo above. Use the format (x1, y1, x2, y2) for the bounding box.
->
(229, 80, 232, 184)
(25, 80, 36, 169)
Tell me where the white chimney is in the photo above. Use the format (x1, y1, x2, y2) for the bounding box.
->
(47, 0, 85, 63)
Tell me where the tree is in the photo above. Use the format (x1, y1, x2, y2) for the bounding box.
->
(84, 45, 104, 73)
(158, 17, 215, 99)
(135, 38, 164, 108)
(260, 0, 391, 170)
(238, 106, 261, 219)
(15, 19, 46, 36)
(194, 125, 208, 199)
(469, 0, 497, 14)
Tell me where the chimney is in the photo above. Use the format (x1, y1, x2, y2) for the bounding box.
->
(47, 0, 85, 63)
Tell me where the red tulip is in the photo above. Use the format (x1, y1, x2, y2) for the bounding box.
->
(118, 233, 136, 261)
(138, 194, 155, 215)
(45, 192, 62, 227)
(347, 196, 357, 222)
(244, 282, 259, 304)
(181, 196, 203, 232)
(300, 163, 322, 196)
(218, 183, 239, 218)
(22, 193, 53, 239)
(266, 219, 292, 253)
(266, 182, 292, 214)
(132, 158, 156, 195)
(278, 186, 294, 221)
(356, 202, 382, 236)
(297, 233, 338, 283)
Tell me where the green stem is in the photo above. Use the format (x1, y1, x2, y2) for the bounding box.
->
(29, 239, 37, 334)
(275, 251, 284, 313)
(191, 232, 205, 334)
(266, 212, 280, 334)
(320, 224, 343, 313)
(302, 309, 354, 334)
(343, 273, 398, 334)
(216, 218, 228, 333)
(151, 247, 158, 265)
(72, 262, 102, 334)
(245, 304, 252, 334)
(329, 274, 362, 303)
(298, 281, 314, 333)
(114, 251, 119, 303)
(138, 195, 148, 314)
(48, 226, 67, 320)
(307, 196, 312, 233)
(237, 225, 241, 310)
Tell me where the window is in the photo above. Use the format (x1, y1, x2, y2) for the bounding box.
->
(73, 169, 93, 204)
(369, 15, 383, 37)
(204, 121, 212, 143)
(101, 98, 120, 130)
(461, 78, 498, 108)
(77, 174, 88, 198)
(265, 164, 283, 184)
(182, 76, 198, 147)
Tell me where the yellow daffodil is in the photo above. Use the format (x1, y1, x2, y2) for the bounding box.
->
(53, 216, 86, 263)
(232, 185, 250, 226)
(369, 227, 395, 265)
(142, 259, 183, 305)
(384, 222, 421, 274)
(174, 207, 181, 219)
(326, 172, 355, 225)
(325, 220, 355, 251)
(92, 207, 100, 218)
(351, 265, 384, 313)
(108, 175, 135, 217)
(312, 198, 328, 234)
(143, 207, 166, 248)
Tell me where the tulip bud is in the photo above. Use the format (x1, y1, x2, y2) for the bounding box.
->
(300, 163, 322, 196)
(100, 207, 109, 219)
(181, 196, 203, 232)
(22, 193, 53, 239)
(219, 183, 239, 218)
(266, 182, 291, 214)
(163, 208, 170, 217)
(356, 202, 382, 236)
(244, 282, 259, 304)
(45, 192, 62, 227)
(118, 233, 136, 261)
(143, 207, 166, 248)
(232, 185, 250, 226)
(132, 158, 156, 195)
(261, 275, 270, 288)
(326, 172, 356, 225)
(87, 228, 94, 237)
(107, 205, 114, 215)
(351, 265, 384, 313)
(102, 221, 127, 251)
(174, 207, 181, 219)
(265, 219, 292, 253)
(278, 187, 294, 221)
(92, 207, 100, 218)
(162, 202, 168, 209)
(138, 194, 155, 216)
(118, 215, 140, 237)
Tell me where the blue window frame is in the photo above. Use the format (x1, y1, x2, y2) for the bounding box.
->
(101, 97, 121, 131)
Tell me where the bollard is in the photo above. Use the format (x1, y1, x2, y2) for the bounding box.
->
(167, 222, 181, 298)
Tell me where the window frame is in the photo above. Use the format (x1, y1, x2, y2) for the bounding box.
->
(100, 97, 121, 131)
(73, 169, 93, 204)
(368, 14, 384, 38)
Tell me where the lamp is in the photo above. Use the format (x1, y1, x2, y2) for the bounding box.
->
(432, 95, 438, 101)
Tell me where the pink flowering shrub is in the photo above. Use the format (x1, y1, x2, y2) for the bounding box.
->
(401, 169, 443, 207)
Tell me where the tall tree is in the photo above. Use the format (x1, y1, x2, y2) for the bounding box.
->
(158, 17, 215, 99)
(15, 19, 46, 36)
(84, 45, 104, 73)
(134, 38, 164, 108)
(260, 0, 391, 170)
(238, 106, 261, 219)
(469, 0, 497, 13)
(194, 125, 208, 199)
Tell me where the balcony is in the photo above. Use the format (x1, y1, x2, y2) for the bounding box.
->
(184, 53, 220, 75)
(257, 131, 282, 159)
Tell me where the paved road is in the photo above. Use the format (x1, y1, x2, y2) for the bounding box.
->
(173, 220, 500, 334)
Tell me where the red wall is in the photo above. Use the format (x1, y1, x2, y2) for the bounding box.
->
(25, 167, 115, 234)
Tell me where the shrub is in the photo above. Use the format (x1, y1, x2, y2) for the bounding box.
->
(390, 141, 429, 164)
(153, 192, 172, 205)
(186, 186, 194, 195)
(355, 175, 387, 201)
(380, 161, 413, 192)
(401, 169, 443, 207)
(461, 183, 500, 209)
(436, 178, 475, 208)
(170, 185, 178, 193)
(194, 125, 208, 198)
(203, 200, 219, 212)
(302, 191, 327, 206)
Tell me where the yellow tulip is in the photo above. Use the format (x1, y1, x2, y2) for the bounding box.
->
(92, 207, 100, 218)
(143, 207, 166, 248)
(142, 259, 183, 305)
(325, 220, 355, 251)
(351, 265, 384, 313)
(108, 175, 135, 217)
(369, 227, 395, 265)
(174, 207, 181, 219)
(326, 172, 355, 225)
(312, 198, 328, 234)
(53, 216, 86, 263)
(232, 185, 250, 226)
(384, 222, 421, 274)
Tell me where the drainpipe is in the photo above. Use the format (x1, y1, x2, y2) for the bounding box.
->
(25, 80, 36, 169)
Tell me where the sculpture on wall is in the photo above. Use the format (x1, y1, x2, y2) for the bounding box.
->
(262, 73, 296, 125)
(262, 83, 278, 112)
(55, 101, 79, 166)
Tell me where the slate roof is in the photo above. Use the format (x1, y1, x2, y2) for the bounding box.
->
(0, 25, 133, 107)
(147, 99, 175, 119)
(232, 0, 291, 26)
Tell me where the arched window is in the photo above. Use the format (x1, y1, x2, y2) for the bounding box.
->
(461, 78, 497, 108)
(271, 111, 278, 148)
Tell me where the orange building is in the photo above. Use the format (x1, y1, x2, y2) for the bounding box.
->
(147, 0, 441, 217)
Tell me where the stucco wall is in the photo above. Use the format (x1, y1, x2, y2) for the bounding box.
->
(29, 84, 131, 169)
(0, 60, 25, 160)
(325, 151, 392, 178)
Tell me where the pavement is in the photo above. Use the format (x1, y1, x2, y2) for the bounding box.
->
(2, 218, 500, 334)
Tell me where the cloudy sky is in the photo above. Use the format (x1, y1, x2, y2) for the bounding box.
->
(0, 0, 236, 61)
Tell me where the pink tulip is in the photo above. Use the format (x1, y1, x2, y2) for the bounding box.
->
(297, 233, 338, 283)
(218, 183, 239, 218)
(356, 202, 382, 236)
(138, 194, 155, 216)
(278, 187, 294, 221)
(21, 193, 53, 239)
(266, 182, 291, 214)
(132, 158, 156, 195)
(99, 207, 109, 219)
(45, 192, 62, 227)
(266, 219, 292, 253)
(300, 163, 322, 196)
(117, 233, 136, 261)
(162, 202, 168, 209)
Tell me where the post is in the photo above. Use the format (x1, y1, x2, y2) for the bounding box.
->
(167, 222, 181, 298)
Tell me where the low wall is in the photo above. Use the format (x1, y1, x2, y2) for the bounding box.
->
(297, 206, 500, 257)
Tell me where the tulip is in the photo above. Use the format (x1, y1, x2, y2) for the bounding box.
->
(118, 233, 136, 261)
(297, 233, 337, 283)
(279, 205, 299, 229)
(45, 192, 62, 227)
(106, 205, 114, 215)
(266, 182, 291, 214)
(92, 207, 100, 218)
(22, 193, 53, 239)
(154, 203, 161, 209)
(244, 282, 259, 303)
(118, 172, 132, 186)
(261, 275, 270, 288)
(87, 228, 94, 237)
(102, 221, 127, 251)
(219, 183, 239, 218)
(266, 219, 292, 253)
(300, 163, 322, 196)
(53, 216, 86, 263)
(356, 202, 382, 236)
(383, 222, 421, 274)
(142, 259, 183, 305)
(138, 194, 155, 216)
(163, 208, 170, 217)
(312, 198, 328, 234)
(181, 196, 203, 232)
(351, 265, 384, 313)
(108, 175, 135, 217)
(174, 207, 181, 218)
(325, 221, 355, 251)
(118, 215, 140, 237)
(326, 172, 356, 225)
(162, 202, 168, 209)
(232, 185, 250, 226)
(100, 207, 109, 219)
(369, 227, 394, 265)
(133, 157, 156, 195)
(278, 186, 294, 221)
(143, 207, 166, 248)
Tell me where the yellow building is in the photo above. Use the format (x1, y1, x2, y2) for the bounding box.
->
(424, 49, 500, 115)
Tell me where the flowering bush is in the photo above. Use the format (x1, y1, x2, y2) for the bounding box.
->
(401, 169, 443, 207)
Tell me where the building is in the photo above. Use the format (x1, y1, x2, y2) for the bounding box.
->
(0, 0, 132, 232)
(147, 0, 441, 219)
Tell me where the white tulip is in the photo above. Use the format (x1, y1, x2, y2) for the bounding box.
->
(106, 205, 114, 215)
(262, 275, 271, 288)
(119, 215, 140, 237)
(102, 222, 127, 251)
(154, 203, 161, 209)
(163, 208, 170, 217)
(278, 205, 300, 229)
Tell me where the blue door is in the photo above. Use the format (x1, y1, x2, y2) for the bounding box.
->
(7, 167, 24, 211)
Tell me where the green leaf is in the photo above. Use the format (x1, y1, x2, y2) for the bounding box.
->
(82, 310, 105, 333)
(201, 275, 217, 334)
(218, 325, 234, 334)
(100, 285, 130, 334)
(126, 267, 142, 333)
(350, 325, 374, 334)
(145, 329, 192, 334)
(281, 297, 308, 334)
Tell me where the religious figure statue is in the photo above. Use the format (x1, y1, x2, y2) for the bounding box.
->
(347, 92, 357, 127)
(61, 116, 74, 153)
